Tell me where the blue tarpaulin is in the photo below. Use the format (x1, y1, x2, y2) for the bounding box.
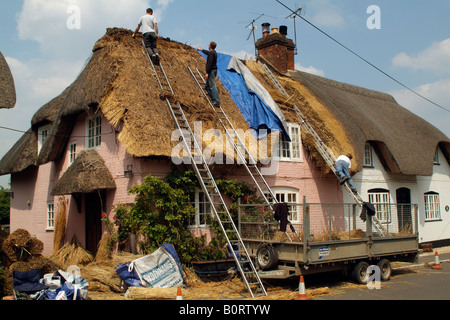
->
(198, 51, 290, 141)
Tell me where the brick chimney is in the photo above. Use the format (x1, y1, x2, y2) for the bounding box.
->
(255, 23, 296, 73)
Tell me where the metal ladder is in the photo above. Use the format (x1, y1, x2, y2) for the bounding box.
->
(258, 62, 388, 236)
(188, 67, 300, 241)
(143, 47, 267, 297)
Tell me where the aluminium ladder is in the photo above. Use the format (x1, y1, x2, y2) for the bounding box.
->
(258, 61, 388, 237)
(143, 47, 267, 297)
(188, 67, 299, 240)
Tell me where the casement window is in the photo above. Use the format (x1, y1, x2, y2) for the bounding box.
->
(189, 191, 212, 227)
(424, 192, 441, 221)
(38, 126, 50, 153)
(368, 189, 391, 223)
(278, 123, 302, 162)
(433, 148, 440, 165)
(363, 143, 374, 167)
(264, 187, 299, 222)
(87, 116, 102, 149)
(69, 142, 77, 165)
(47, 202, 55, 230)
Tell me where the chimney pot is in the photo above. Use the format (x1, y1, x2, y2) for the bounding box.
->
(279, 25, 288, 36)
(271, 27, 279, 34)
(261, 22, 271, 37)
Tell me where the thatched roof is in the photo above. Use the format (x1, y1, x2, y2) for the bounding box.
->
(245, 60, 450, 176)
(51, 150, 116, 196)
(0, 28, 272, 176)
(0, 129, 37, 176)
(1, 27, 448, 179)
(0, 51, 16, 109)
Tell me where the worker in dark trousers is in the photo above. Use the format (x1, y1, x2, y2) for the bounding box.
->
(197, 42, 221, 106)
(133, 8, 159, 64)
(336, 153, 357, 194)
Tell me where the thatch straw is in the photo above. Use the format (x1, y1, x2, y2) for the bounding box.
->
(49, 240, 94, 270)
(8, 229, 31, 248)
(51, 150, 116, 196)
(53, 197, 67, 254)
(95, 232, 112, 262)
(2, 229, 33, 262)
(125, 287, 179, 300)
(0, 50, 16, 109)
(28, 238, 44, 256)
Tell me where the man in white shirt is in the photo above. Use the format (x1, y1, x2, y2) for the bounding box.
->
(133, 8, 159, 64)
(336, 154, 357, 193)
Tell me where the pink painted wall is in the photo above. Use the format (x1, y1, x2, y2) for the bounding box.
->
(10, 111, 346, 256)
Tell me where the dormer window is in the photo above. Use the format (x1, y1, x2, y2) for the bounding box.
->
(38, 125, 50, 153)
(277, 123, 302, 162)
(433, 148, 440, 165)
(363, 143, 374, 167)
(87, 116, 102, 149)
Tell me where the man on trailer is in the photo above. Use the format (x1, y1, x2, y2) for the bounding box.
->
(197, 42, 221, 106)
(336, 154, 357, 194)
(133, 8, 160, 64)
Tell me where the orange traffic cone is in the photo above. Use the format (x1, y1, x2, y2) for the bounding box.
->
(432, 252, 443, 270)
(293, 276, 312, 300)
(176, 287, 183, 300)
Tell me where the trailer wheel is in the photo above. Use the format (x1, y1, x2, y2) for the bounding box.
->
(377, 259, 392, 281)
(256, 244, 278, 271)
(351, 261, 370, 284)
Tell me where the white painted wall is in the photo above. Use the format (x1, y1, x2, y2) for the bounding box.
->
(347, 146, 450, 243)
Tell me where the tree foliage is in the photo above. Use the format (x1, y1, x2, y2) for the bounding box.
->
(111, 168, 261, 263)
(0, 186, 10, 225)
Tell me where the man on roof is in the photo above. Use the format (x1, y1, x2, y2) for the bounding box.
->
(336, 153, 357, 194)
(197, 42, 221, 107)
(133, 8, 160, 64)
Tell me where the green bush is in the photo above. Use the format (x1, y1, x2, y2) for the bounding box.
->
(111, 168, 262, 263)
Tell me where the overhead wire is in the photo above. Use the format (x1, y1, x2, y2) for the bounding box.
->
(275, 0, 450, 113)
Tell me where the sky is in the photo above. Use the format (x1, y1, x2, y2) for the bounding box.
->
(1, 0, 450, 187)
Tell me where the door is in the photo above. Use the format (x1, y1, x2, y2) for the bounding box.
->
(396, 188, 412, 233)
(85, 192, 102, 254)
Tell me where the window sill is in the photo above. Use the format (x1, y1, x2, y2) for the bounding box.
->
(425, 219, 442, 223)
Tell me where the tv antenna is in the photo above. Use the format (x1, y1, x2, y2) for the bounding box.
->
(286, 4, 305, 55)
(245, 13, 266, 56)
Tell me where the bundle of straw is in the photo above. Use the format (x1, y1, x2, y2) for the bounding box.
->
(49, 238, 94, 270)
(53, 197, 67, 254)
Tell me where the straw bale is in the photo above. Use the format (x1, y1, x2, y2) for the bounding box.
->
(28, 238, 44, 256)
(125, 287, 178, 300)
(2, 233, 32, 263)
(80, 263, 122, 293)
(49, 241, 94, 270)
(8, 229, 31, 248)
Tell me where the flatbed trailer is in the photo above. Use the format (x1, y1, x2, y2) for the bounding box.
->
(238, 198, 419, 283)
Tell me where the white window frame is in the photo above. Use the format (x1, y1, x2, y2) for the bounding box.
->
(86, 116, 102, 149)
(363, 143, 374, 167)
(277, 123, 302, 162)
(433, 148, 440, 165)
(264, 187, 300, 222)
(47, 202, 55, 230)
(69, 141, 77, 165)
(368, 189, 391, 223)
(38, 125, 51, 153)
(424, 192, 441, 221)
(189, 191, 213, 228)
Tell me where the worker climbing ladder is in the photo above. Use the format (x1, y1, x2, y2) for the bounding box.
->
(142, 46, 267, 297)
(188, 66, 299, 240)
(258, 61, 388, 237)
